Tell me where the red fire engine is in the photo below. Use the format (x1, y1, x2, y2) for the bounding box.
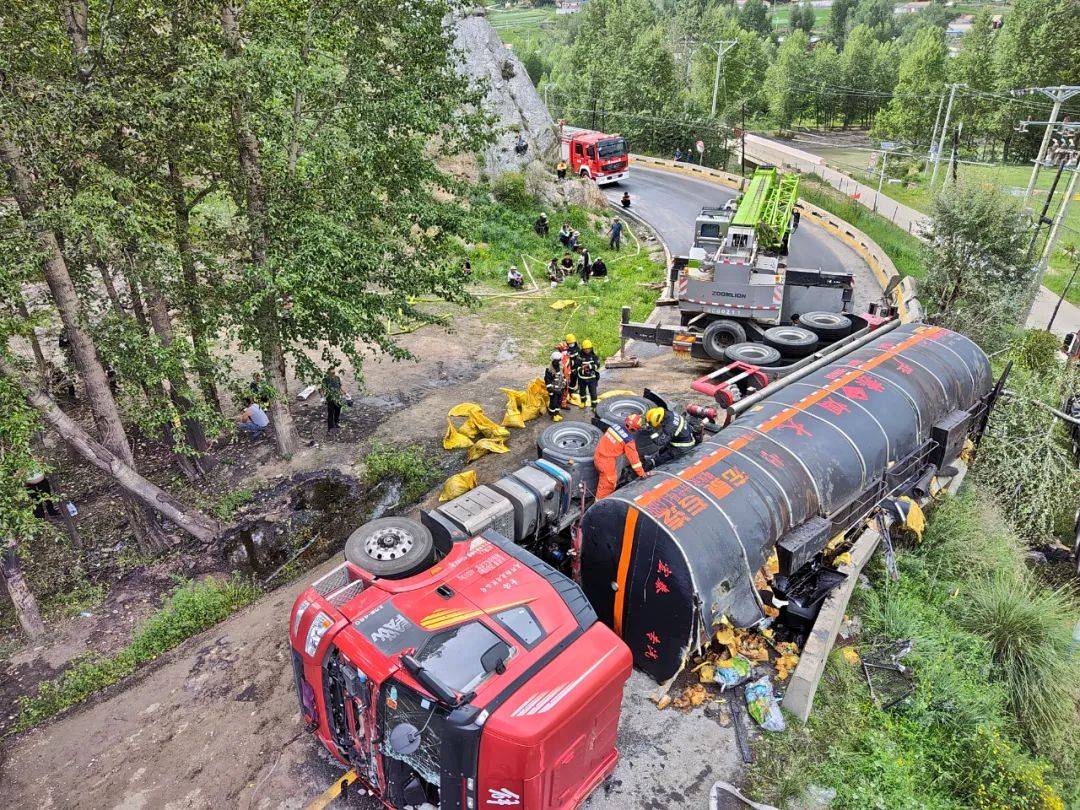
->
(290, 528, 632, 809)
(560, 126, 629, 185)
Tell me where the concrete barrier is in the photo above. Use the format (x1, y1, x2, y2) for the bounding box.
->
(628, 154, 918, 322)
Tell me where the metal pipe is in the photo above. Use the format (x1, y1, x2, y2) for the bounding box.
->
(732, 318, 903, 414)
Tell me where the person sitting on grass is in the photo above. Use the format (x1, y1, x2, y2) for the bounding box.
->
(559, 252, 574, 277)
(507, 265, 524, 289)
(591, 255, 608, 278)
(558, 222, 572, 247)
(547, 257, 561, 285)
(239, 397, 269, 437)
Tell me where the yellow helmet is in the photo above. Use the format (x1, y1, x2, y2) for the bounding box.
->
(565, 333, 576, 344)
(581, 339, 593, 350)
(646, 407, 665, 428)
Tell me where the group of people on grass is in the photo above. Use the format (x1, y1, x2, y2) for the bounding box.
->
(507, 212, 625, 290)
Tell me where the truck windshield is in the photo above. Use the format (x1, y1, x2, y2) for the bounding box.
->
(413, 621, 508, 693)
(598, 138, 626, 158)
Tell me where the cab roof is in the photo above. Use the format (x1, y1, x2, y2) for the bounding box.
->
(300, 532, 596, 708)
(570, 130, 622, 145)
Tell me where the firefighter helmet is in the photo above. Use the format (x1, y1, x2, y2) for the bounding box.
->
(646, 407, 666, 428)
(624, 413, 643, 432)
(566, 333, 577, 344)
(581, 339, 593, 350)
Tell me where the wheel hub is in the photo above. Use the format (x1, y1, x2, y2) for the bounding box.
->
(365, 527, 414, 561)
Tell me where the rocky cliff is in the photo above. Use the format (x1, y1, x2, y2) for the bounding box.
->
(451, 9, 559, 177)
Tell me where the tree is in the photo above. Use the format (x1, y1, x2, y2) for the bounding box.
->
(790, 1, 815, 35)
(951, 8, 1000, 157)
(738, 0, 773, 39)
(765, 30, 812, 127)
(852, 0, 895, 41)
(806, 43, 842, 127)
(839, 25, 883, 128)
(873, 26, 948, 146)
(826, 0, 856, 47)
(919, 180, 1029, 350)
(688, 11, 772, 119)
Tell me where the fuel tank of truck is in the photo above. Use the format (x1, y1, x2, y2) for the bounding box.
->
(579, 323, 992, 681)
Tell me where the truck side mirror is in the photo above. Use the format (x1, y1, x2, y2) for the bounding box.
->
(481, 641, 511, 675)
(389, 723, 422, 756)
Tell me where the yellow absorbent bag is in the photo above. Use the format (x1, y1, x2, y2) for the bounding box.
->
(523, 378, 549, 421)
(446, 402, 509, 443)
(439, 470, 477, 502)
(466, 437, 509, 462)
(550, 299, 577, 310)
(500, 389, 527, 429)
(443, 417, 474, 449)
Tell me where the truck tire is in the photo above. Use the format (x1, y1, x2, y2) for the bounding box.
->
(763, 326, 819, 358)
(345, 517, 435, 579)
(724, 342, 782, 367)
(594, 395, 651, 429)
(537, 422, 602, 463)
(797, 311, 852, 342)
(702, 320, 747, 361)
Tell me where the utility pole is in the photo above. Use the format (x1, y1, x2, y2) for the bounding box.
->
(1028, 166, 1079, 318)
(1047, 249, 1079, 333)
(1025, 160, 1065, 265)
(740, 102, 747, 187)
(929, 83, 961, 192)
(927, 91, 945, 165)
(948, 121, 963, 185)
(1016, 86, 1080, 207)
(708, 40, 738, 119)
(874, 144, 894, 213)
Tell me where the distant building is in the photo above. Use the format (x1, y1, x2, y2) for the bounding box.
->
(556, 0, 585, 13)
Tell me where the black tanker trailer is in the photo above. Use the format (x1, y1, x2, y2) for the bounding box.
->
(580, 323, 995, 681)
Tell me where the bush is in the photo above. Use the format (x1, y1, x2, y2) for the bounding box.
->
(1010, 329, 1062, 376)
(13, 577, 259, 732)
(959, 575, 1080, 770)
(490, 171, 534, 212)
(361, 442, 439, 504)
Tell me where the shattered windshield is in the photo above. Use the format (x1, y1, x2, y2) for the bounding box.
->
(598, 138, 626, 159)
(413, 621, 506, 694)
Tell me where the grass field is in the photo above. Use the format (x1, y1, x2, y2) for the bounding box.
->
(801, 143, 1080, 306)
(486, 4, 560, 51)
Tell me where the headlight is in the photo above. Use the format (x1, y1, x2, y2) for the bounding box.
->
(305, 611, 334, 656)
(292, 599, 311, 637)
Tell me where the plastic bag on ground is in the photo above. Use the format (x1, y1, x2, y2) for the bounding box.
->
(439, 471, 477, 502)
(745, 675, 785, 732)
(466, 437, 510, 462)
(443, 417, 474, 449)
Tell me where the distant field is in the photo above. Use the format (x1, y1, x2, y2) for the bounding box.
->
(486, 4, 559, 50)
(770, 6, 831, 31)
(802, 142, 1080, 305)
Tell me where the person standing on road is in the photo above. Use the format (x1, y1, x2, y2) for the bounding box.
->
(593, 414, 649, 500)
(544, 352, 566, 422)
(608, 217, 623, 251)
(323, 366, 344, 430)
(576, 339, 600, 409)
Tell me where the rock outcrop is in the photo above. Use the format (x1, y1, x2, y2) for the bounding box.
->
(524, 161, 608, 210)
(451, 9, 559, 177)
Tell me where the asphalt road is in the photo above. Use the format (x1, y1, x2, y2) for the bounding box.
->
(602, 164, 883, 312)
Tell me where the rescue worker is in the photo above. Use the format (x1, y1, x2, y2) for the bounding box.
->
(544, 351, 566, 422)
(565, 334, 581, 403)
(576, 339, 600, 409)
(556, 160, 567, 180)
(534, 212, 549, 237)
(646, 407, 696, 462)
(594, 414, 649, 500)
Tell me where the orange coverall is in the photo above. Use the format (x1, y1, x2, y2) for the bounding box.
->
(594, 424, 646, 499)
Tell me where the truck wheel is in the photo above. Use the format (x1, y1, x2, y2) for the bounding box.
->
(797, 311, 852, 342)
(345, 517, 435, 579)
(724, 342, 782, 367)
(702, 320, 747, 361)
(594, 395, 651, 429)
(537, 422, 602, 463)
(763, 326, 819, 358)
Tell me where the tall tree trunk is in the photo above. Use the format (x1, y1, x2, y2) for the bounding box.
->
(166, 160, 222, 412)
(1, 540, 45, 640)
(125, 270, 151, 334)
(220, 3, 299, 458)
(1, 137, 169, 553)
(14, 294, 49, 383)
(96, 257, 126, 318)
(144, 279, 215, 474)
(1, 357, 222, 542)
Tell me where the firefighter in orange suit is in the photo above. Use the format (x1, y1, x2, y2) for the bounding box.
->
(594, 414, 649, 500)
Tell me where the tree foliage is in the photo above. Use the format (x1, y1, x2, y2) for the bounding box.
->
(873, 26, 947, 146)
(919, 180, 1029, 349)
(764, 31, 812, 128)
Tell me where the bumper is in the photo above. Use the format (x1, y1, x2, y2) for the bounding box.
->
(596, 171, 628, 186)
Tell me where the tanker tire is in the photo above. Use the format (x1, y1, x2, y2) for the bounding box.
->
(724, 342, 782, 367)
(594, 395, 652, 429)
(344, 517, 434, 579)
(797, 311, 852, 342)
(537, 421, 603, 463)
(702, 320, 747, 361)
(764, 325, 819, 358)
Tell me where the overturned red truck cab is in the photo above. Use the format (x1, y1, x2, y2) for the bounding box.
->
(290, 529, 631, 809)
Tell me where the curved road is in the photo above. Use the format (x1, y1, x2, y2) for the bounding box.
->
(603, 164, 882, 311)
